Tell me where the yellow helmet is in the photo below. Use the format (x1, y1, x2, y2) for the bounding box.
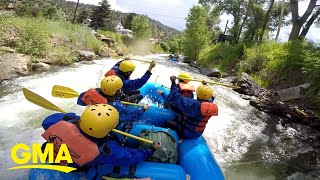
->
(177, 72, 191, 83)
(80, 104, 119, 138)
(119, 60, 136, 72)
(196, 85, 213, 101)
(100, 76, 123, 96)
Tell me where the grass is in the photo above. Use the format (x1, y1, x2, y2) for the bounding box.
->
(0, 16, 104, 65)
(199, 43, 244, 72)
(197, 40, 320, 112)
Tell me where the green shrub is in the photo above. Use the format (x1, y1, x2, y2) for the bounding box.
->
(51, 46, 77, 65)
(199, 43, 243, 71)
(121, 35, 133, 46)
(152, 44, 164, 53)
(97, 30, 122, 43)
(17, 24, 48, 57)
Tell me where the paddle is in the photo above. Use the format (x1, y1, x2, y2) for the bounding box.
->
(22, 88, 153, 144)
(191, 79, 240, 89)
(52, 85, 144, 107)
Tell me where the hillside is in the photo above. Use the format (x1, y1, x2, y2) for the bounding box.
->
(6, 0, 179, 39)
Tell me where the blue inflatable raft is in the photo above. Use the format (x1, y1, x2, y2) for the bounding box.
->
(29, 83, 224, 180)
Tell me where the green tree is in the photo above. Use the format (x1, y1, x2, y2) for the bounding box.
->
(124, 13, 136, 29)
(131, 15, 152, 38)
(183, 6, 210, 61)
(42, 6, 61, 20)
(289, 0, 320, 40)
(77, 8, 91, 24)
(90, 0, 114, 31)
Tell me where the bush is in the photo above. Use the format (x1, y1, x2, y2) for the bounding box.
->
(199, 43, 243, 72)
(51, 46, 77, 65)
(121, 35, 133, 46)
(97, 30, 122, 43)
(17, 24, 49, 57)
(152, 44, 164, 53)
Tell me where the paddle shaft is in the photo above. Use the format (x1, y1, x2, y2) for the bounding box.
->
(191, 79, 240, 89)
(52, 85, 144, 107)
(112, 129, 153, 144)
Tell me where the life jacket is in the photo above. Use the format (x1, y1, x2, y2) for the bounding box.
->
(178, 82, 195, 97)
(181, 102, 218, 132)
(42, 121, 100, 166)
(81, 89, 108, 105)
(105, 69, 118, 77)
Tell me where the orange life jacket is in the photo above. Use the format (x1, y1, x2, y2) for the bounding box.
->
(81, 89, 108, 105)
(105, 69, 117, 77)
(42, 121, 100, 166)
(178, 82, 195, 97)
(195, 102, 218, 132)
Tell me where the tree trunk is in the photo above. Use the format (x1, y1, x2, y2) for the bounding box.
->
(289, 0, 317, 40)
(259, 0, 275, 42)
(275, 2, 284, 40)
(299, 8, 320, 38)
(237, 15, 247, 42)
(72, 0, 80, 23)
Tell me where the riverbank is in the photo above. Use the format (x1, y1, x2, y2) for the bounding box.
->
(0, 16, 129, 82)
(194, 41, 320, 116)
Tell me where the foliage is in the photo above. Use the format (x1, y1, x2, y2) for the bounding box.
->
(123, 13, 136, 29)
(199, 43, 243, 71)
(131, 15, 152, 38)
(77, 8, 91, 24)
(152, 44, 164, 53)
(90, 0, 114, 31)
(51, 46, 78, 65)
(160, 42, 169, 52)
(0, 17, 103, 62)
(183, 6, 211, 61)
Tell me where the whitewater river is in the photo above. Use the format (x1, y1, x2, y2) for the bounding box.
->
(0, 54, 319, 180)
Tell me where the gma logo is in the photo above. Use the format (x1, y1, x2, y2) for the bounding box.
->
(7, 143, 76, 173)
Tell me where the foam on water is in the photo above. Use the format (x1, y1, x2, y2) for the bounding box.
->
(0, 56, 318, 180)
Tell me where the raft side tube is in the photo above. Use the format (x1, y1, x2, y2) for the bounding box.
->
(179, 136, 224, 180)
(135, 162, 186, 180)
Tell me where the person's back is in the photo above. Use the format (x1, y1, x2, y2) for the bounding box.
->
(164, 76, 218, 138)
(77, 76, 149, 124)
(104, 58, 156, 102)
(41, 104, 160, 170)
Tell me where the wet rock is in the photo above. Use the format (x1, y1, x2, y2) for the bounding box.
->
(234, 72, 261, 96)
(37, 58, 52, 64)
(32, 62, 50, 71)
(117, 52, 124, 56)
(277, 83, 311, 101)
(77, 50, 97, 61)
(0, 53, 30, 82)
(200, 68, 221, 78)
(80, 61, 95, 65)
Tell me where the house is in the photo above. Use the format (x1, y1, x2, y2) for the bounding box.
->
(149, 38, 160, 44)
(113, 20, 124, 31)
(116, 29, 133, 38)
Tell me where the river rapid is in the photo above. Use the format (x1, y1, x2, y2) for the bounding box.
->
(0, 54, 319, 180)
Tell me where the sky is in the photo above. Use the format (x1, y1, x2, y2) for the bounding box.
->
(68, 0, 320, 43)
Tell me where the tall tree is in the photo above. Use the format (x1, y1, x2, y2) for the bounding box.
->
(90, 0, 114, 31)
(259, 0, 275, 42)
(131, 15, 152, 38)
(77, 8, 91, 24)
(289, 0, 320, 40)
(199, 0, 247, 39)
(123, 13, 136, 29)
(183, 6, 210, 61)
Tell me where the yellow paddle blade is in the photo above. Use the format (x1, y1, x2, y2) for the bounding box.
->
(112, 129, 153, 144)
(22, 88, 66, 113)
(191, 79, 240, 89)
(52, 85, 80, 98)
